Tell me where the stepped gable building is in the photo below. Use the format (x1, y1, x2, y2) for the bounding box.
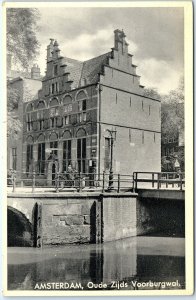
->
(23, 29, 161, 185)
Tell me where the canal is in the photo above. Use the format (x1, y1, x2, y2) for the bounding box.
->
(7, 236, 185, 291)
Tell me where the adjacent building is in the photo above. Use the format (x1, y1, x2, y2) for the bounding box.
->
(7, 61, 42, 178)
(22, 29, 161, 185)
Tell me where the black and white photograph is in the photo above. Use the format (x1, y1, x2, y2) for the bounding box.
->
(3, 1, 193, 296)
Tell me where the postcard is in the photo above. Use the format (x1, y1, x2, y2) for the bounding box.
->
(2, 1, 193, 296)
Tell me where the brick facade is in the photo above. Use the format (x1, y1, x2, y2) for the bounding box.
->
(22, 29, 161, 183)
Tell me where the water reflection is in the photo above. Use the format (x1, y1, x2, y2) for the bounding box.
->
(8, 236, 185, 290)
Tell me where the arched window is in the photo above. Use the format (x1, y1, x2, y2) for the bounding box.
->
(49, 98, 59, 107)
(63, 95, 72, 105)
(76, 90, 87, 101)
(26, 103, 33, 113)
(37, 101, 46, 110)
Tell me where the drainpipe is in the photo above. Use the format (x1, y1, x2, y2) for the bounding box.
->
(97, 82, 102, 181)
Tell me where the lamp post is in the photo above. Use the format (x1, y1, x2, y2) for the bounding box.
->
(107, 127, 117, 191)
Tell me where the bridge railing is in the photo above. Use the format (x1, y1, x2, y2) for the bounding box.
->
(133, 172, 185, 191)
(7, 170, 134, 193)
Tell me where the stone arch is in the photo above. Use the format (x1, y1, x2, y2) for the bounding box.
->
(62, 130, 72, 140)
(37, 133, 45, 142)
(26, 103, 34, 113)
(75, 90, 88, 101)
(7, 206, 33, 247)
(63, 94, 72, 105)
(49, 97, 59, 107)
(49, 132, 58, 141)
(26, 135, 34, 144)
(36, 100, 46, 110)
(76, 128, 86, 138)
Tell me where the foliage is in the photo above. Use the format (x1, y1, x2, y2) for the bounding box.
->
(7, 84, 22, 138)
(144, 77, 184, 172)
(7, 8, 40, 69)
(143, 87, 162, 100)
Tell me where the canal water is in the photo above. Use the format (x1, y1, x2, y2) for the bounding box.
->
(7, 236, 185, 291)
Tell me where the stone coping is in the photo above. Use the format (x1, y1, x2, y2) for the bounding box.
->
(7, 191, 138, 199)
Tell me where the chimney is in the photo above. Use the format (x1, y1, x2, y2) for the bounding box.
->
(31, 64, 41, 79)
(114, 29, 128, 53)
(52, 40, 61, 59)
(47, 38, 54, 62)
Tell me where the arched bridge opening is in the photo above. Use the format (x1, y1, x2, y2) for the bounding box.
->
(7, 206, 33, 247)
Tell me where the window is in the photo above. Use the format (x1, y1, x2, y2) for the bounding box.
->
(142, 100, 144, 110)
(77, 138, 86, 173)
(55, 82, 58, 92)
(39, 120, 44, 130)
(104, 138, 111, 170)
(82, 99, 86, 111)
(54, 65, 58, 76)
(154, 133, 156, 143)
(52, 83, 55, 94)
(64, 115, 70, 125)
(63, 140, 72, 172)
(38, 143, 45, 174)
(51, 117, 55, 128)
(116, 93, 118, 104)
(11, 148, 17, 171)
(27, 114, 32, 132)
(130, 97, 132, 107)
(149, 105, 151, 115)
(26, 144, 33, 173)
(50, 141, 58, 156)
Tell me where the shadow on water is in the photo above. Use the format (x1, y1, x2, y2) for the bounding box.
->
(8, 236, 185, 291)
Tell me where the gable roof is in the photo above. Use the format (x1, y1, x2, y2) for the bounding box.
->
(62, 52, 111, 88)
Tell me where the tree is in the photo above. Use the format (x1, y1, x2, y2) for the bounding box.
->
(7, 8, 40, 138)
(7, 8, 40, 70)
(7, 85, 22, 138)
(161, 76, 184, 171)
(143, 87, 162, 100)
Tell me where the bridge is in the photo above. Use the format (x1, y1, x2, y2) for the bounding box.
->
(7, 171, 185, 247)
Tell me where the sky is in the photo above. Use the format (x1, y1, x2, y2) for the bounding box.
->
(35, 7, 184, 94)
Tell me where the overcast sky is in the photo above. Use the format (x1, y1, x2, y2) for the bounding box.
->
(35, 7, 184, 94)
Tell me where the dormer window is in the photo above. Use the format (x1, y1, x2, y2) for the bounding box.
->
(54, 65, 58, 76)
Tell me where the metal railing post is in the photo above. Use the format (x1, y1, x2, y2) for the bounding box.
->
(102, 171, 105, 193)
(117, 174, 120, 193)
(12, 170, 16, 192)
(157, 173, 160, 190)
(152, 173, 154, 188)
(172, 173, 175, 188)
(135, 172, 138, 190)
(166, 173, 168, 188)
(56, 172, 59, 193)
(32, 171, 36, 193)
(78, 172, 81, 192)
(180, 173, 182, 190)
